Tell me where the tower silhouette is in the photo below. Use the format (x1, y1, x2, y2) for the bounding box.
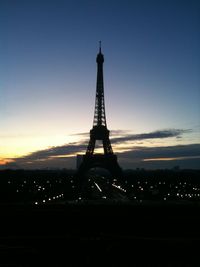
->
(77, 43, 122, 181)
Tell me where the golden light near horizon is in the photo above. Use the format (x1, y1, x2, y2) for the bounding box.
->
(0, 129, 198, 166)
(0, 158, 14, 165)
(0, 133, 83, 162)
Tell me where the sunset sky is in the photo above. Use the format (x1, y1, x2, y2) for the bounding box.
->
(0, 0, 200, 169)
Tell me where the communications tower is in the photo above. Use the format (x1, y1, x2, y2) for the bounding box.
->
(77, 43, 122, 181)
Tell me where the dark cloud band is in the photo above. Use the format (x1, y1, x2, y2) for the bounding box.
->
(2, 128, 197, 169)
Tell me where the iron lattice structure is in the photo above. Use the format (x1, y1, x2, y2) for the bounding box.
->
(93, 45, 106, 127)
(86, 43, 113, 155)
(77, 43, 122, 178)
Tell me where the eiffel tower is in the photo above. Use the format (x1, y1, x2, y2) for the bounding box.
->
(77, 42, 122, 182)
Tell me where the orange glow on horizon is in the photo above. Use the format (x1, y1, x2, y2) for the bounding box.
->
(0, 134, 83, 161)
(0, 158, 14, 165)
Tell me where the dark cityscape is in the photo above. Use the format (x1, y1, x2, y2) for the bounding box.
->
(0, 168, 200, 266)
(1, 169, 200, 205)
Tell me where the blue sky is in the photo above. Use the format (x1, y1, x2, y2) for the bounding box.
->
(0, 0, 200, 169)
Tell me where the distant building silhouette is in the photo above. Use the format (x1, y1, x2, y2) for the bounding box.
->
(76, 154, 83, 169)
(77, 42, 122, 180)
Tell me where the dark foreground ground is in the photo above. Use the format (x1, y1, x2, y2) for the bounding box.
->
(0, 201, 200, 267)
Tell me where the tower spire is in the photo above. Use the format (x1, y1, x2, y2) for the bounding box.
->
(99, 41, 101, 53)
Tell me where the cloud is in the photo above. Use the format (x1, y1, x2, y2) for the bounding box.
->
(118, 144, 200, 169)
(119, 144, 200, 160)
(1, 141, 87, 169)
(111, 129, 191, 144)
(15, 142, 87, 162)
(2, 128, 198, 169)
(73, 129, 130, 137)
(72, 129, 190, 145)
